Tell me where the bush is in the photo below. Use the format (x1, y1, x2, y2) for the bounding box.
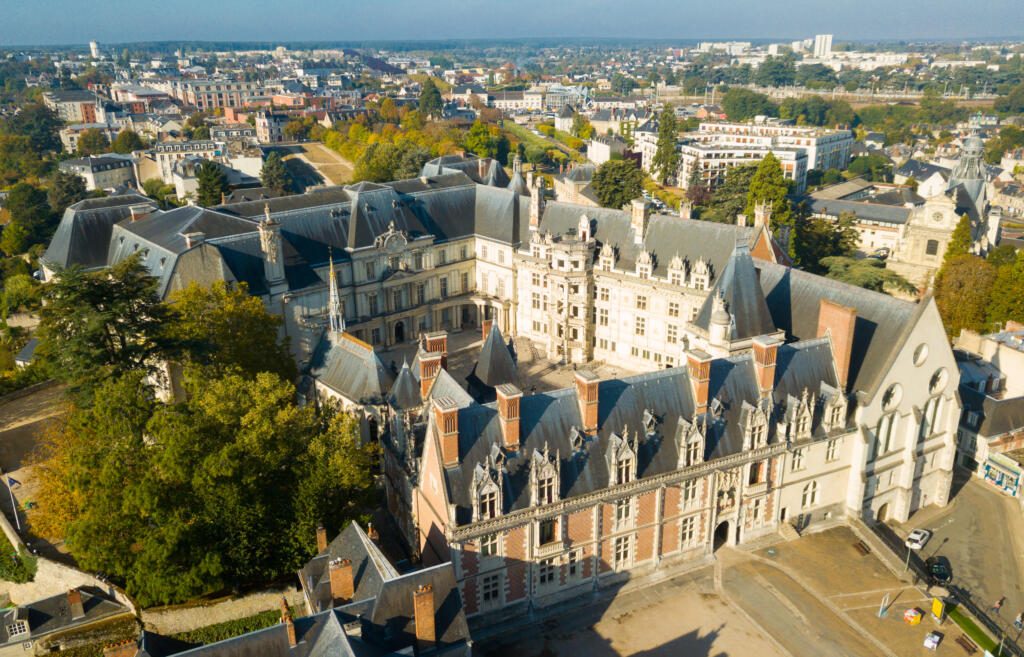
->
(171, 606, 296, 645)
(0, 362, 49, 397)
(0, 539, 37, 583)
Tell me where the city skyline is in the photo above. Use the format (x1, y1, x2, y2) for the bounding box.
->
(2, 0, 1022, 47)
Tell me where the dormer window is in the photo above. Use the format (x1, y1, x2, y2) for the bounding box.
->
(616, 457, 632, 485)
(829, 402, 844, 429)
(479, 490, 498, 519)
(685, 440, 701, 467)
(538, 476, 555, 505)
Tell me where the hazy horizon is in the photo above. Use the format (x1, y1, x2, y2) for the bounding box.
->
(2, 0, 1021, 48)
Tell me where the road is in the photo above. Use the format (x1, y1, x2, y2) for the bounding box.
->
(898, 474, 1024, 625)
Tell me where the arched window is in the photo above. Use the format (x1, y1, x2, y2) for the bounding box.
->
(801, 481, 818, 509)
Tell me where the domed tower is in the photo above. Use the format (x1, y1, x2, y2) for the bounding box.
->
(948, 133, 986, 211)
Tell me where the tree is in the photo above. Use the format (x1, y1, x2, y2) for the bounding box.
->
(847, 154, 893, 182)
(685, 160, 711, 206)
(651, 107, 680, 185)
(0, 182, 53, 255)
(463, 121, 510, 162)
(36, 253, 175, 399)
(378, 98, 400, 123)
(721, 88, 779, 122)
(1, 273, 41, 317)
(32, 369, 377, 607)
(995, 82, 1024, 114)
(944, 214, 973, 264)
(195, 160, 229, 207)
(4, 103, 61, 154)
(702, 163, 758, 223)
(260, 152, 293, 196)
(610, 73, 634, 96)
(166, 281, 296, 381)
(592, 160, 643, 209)
(934, 255, 996, 336)
(745, 153, 793, 232)
(820, 256, 917, 295)
(418, 78, 443, 119)
(754, 56, 797, 87)
(571, 113, 593, 139)
(76, 128, 110, 156)
(110, 129, 145, 154)
(48, 169, 87, 217)
(793, 210, 859, 274)
(987, 250, 1024, 328)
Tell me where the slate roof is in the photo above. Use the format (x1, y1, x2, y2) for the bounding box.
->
(440, 338, 838, 525)
(299, 522, 399, 614)
(308, 332, 395, 404)
(895, 159, 949, 181)
(0, 589, 128, 645)
(959, 386, 1024, 439)
(388, 361, 422, 411)
(693, 241, 776, 341)
(466, 324, 517, 402)
(42, 194, 156, 270)
(806, 197, 913, 225)
(14, 338, 38, 366)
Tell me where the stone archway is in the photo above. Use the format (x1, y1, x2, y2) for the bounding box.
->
(876, 503, 889, 523)
(713, 520, 730, 552)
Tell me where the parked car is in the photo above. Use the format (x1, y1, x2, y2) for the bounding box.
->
(905, 528, 932, 550)
(925, 556, 953, 584)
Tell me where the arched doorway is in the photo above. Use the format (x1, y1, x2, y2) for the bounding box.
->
(713, 521, 730, 552)
(394, 321, 405, 343)
(876, 503, 889, 524)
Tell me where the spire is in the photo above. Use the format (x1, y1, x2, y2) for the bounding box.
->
(328, 248, 344, 334)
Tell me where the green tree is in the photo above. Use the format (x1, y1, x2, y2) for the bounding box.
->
(0, 182, 53, 255)
(610, 73, 634, 96)
(592, 159, 643, 209)
(702, 163, 758, 223)
(418, 78, 443, 119)
(935, 255, 996, 336)
(987, 250, 1024, 328)
(36, 253, 175, 398)
(110, 129, 145, 154)
(195, 160, 229, 207)
(847, 154, 893, 182)
(4, 103, 61, 154)
(995, 82, 1024, 114)
(48, 169, 87, 217)
(820, 256, 917, 295)
(754, 56, 797, 87)
(745, 153, 794, 235)
(260, 152, 293, 195)
(167, 281, 296, 381)
(793, 210, 859, 274)
(721, 88, 779, 122)
(944, 214, 973, 264)
(651, 107, 680, 185)
(76, 128, 110, 156)
(1, 273, 41, 317)
(463, 121, 510, 162)
(571, 113, 593, 139)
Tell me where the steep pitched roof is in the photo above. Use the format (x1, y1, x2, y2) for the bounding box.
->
(693, 240, 776, 340)
(308, 332, 395, 404)
(466, 324, 517, 401)
(298, 522, 399, 614)
(388, 361, 422, 411)
(42, 194, 156, 270)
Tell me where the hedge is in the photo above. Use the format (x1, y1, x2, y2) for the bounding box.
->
(171, 604, 299, 646)
(0, 539, 36, 583)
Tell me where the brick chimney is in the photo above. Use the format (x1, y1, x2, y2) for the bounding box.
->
(434, 397, 460, 467)
(481, 319, 493, 341)
(67, 588, 85, 620)
(413, 584, 436, 651)
(423, 331, 448, 370)
(316, 525, 328, 553)
(754, 200, 771, 228)
(630, 198, 649, 245)
(129, 204, 150, 222)
(329, 558, 354, 604)
(751, 336, 780, 398)
(686, 350, 713, 414)
(103, 640, 137, 657)
(280, 597, 296, 647)
(529, 177, 544, 231)
(496, 384, 523, 451)
(419, 350, 443, 398)
(575, 370, 599, 434)
(817, 299, 857, 391)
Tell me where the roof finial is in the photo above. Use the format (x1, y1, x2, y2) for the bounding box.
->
(328, 247, 344, 334)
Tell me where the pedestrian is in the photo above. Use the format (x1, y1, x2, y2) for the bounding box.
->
(1014, 612, 1023, 630)
(991, 597, 1005, 615)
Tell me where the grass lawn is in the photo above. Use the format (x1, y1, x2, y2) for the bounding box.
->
(948, 606, 1003, 655)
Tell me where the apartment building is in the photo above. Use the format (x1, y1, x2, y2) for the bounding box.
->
(43, 89, 98, 123)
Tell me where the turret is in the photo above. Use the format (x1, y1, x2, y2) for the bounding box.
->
(259, 203, 288, 296)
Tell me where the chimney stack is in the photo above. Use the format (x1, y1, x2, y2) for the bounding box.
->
(481, 319, 493, 342)
(434, 397, 460, 467)
(686, 350, 713, 414)
(736, 213, 747, 227)
(329, 558, 354, 604)
(575, 370, 599, 434)
(280, 597, 296, 647)
(419, 349, 444, 398)
(754, 201, 771, 228)
(183, 231, 205, 249)
(817, 299, 857, 391)
(751, 336, 780, 398)
(496, 384, 523, 451)
(529, 177, 544, 231)
(630, 198, 649, 245)
(413, 584, 436, 651)
(316, 525, 328, 553)
(67, 589, 85, 620)
(423, 331, 448, 370)
(129, 204, 150, 222)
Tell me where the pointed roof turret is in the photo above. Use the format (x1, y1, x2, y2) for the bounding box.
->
(466, 323, 517, 402)
(328, 248, 344, 334)
(693, 238, 776, 341)
(388, 360, 422, 410)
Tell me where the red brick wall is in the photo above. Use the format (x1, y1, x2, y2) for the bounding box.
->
(462, 578, 478, 615)
(567, 509, 592, 544)
(636, 526, 655, 562)
(664, 485, 681, 517)
(461, 541, 479, 577)
(637, 491, 657, 524)
(504, 526, 527, 601)
(661, 518, 679, 555)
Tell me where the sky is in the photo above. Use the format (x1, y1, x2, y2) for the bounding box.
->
(0, 0, 1021, 46)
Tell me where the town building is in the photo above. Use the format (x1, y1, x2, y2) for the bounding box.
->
(255, 111, 289, 143)
(59, 154, 137, 191)
(0, 588, 129, 655)
(43, 89, 98, 123)
(168, 79, 277, 111)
